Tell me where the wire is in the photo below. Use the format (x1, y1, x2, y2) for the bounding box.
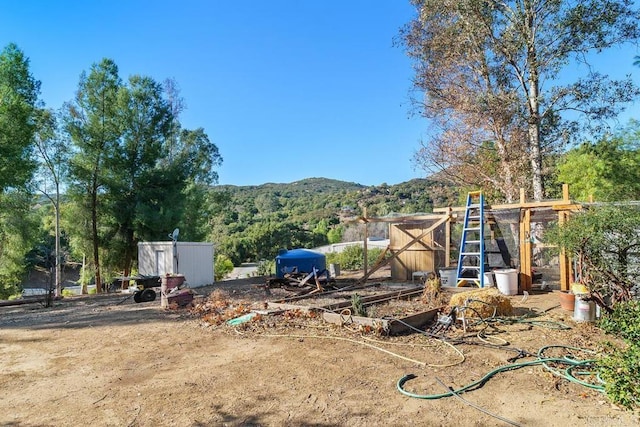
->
(263, 333, 428, 366)
(434, 376, 523, 427)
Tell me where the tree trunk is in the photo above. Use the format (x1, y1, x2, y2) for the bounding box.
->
(528, 119, 544, 201)
(526, 4, 545, 202)
(55, 188, 61, 298)
(123, 229, 134, 279)
(91, 186, 102, 293)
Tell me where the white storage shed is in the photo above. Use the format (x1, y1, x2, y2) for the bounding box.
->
(138, 241, 214, 288)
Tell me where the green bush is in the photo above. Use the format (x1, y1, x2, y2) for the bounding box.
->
(214, 254, 234, 281)
(351, 293, 367, 317)
(257, 259, 275, 276)
(599, 300, 640, 342)
(597, 301, 640, 410)
(325, 245, 387, 270)
(546, 205, 640, 312)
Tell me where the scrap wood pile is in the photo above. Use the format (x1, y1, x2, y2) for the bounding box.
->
(264, 267, 337, 295)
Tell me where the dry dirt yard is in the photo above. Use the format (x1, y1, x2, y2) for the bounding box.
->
(1, 274, 639, 427)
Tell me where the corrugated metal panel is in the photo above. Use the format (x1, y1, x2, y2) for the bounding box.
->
(137, 242, 214, 287)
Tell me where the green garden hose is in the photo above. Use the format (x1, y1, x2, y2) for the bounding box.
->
(397, 345, 605, 399)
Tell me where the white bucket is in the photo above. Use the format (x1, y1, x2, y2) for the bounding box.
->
(483, 272, 495, 287)
(574, 294, 596, 322)
(329, 263, 340, 277)
(439, 268, 458, 287)
(494, 269, 518, 295)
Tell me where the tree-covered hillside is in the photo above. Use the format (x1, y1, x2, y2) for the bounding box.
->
(207, 177, 458, 264)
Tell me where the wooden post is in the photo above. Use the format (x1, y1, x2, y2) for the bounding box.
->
(363, 207, 368, 276)
(519, 208, 532, 292)
(558, 210, 572, 291)
(445, 208, 451, 267)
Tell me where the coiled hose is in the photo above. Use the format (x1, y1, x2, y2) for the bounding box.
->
(397, 345, 604, 399)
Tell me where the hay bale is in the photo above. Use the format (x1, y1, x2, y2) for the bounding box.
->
(448, 287, 513, 317)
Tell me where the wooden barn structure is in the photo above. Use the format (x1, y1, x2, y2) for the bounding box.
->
(356, 185, 579, 292)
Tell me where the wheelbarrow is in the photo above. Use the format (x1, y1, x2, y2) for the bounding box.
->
(112, 275, 161, 303)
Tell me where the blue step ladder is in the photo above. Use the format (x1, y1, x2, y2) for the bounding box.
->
(456, 191, 488, 287)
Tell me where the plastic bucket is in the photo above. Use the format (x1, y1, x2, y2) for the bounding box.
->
(483, 272, 495, 287)
(494, 269, 518, 295)
(439, 268, 458, 287)
(574, 294, 596, 322)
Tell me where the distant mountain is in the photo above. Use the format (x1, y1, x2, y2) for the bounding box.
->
(213, 176, 459, 218)
(208, 176, 461, 264)
(217, 177, 364, 195)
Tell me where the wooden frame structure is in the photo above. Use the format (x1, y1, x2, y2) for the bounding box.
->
(356, 184, 580, 291)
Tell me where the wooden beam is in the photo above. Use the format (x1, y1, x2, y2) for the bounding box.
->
(445, 210, 451, 266)
(323, 306, 441, 335)
(321, 287, 425, 311)
(363, 207, 368, 276)
(349, 213, 455, 224)
(558, 210, 572, 291)
(434, 199, 578, 213)
(0, 297, 47, 307)
(520, 208, 532, 293)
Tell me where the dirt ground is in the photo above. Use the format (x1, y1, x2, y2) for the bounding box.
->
(1, 272, 639, 427)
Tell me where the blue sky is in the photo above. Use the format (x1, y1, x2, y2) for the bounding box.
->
(2, 1, 639, 187)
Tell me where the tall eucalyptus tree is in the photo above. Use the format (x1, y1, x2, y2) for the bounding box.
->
(400, 0, 640, 201)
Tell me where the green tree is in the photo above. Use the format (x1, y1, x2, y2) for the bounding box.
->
(65, 58, 122, 292)
(33, 108, 68, 297)
(0, 191, 39, 298)
(327, 225, 343, 244)
(0, 43, 40, 192)
(104, 74, 173, 278)
(557, 122, 640, 201)
(0, 43, 41, 298)
(400, 0, 640, 202)
(174, 127, 222, 241)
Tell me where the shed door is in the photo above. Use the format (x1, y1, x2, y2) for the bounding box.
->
(155, 250, 166, 276)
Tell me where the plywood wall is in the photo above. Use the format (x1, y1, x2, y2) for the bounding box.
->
(389, 221, 446, 281)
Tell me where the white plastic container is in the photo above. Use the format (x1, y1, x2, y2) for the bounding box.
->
(574, 294, 596, 322)
(494, 269, 518, 295)
(483, 271, 495, 287)
(439, 268, 458, 287)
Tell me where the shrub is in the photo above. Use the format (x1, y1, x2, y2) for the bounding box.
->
(351, 293, 367, 317)
(597, 301, 640, 410)
(325, 245, 388, 270)
(256, 259, 275, 276)
(546, 205, 640, 313)
(599, 300, 640, 342)
(214, 254, 234, 281)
